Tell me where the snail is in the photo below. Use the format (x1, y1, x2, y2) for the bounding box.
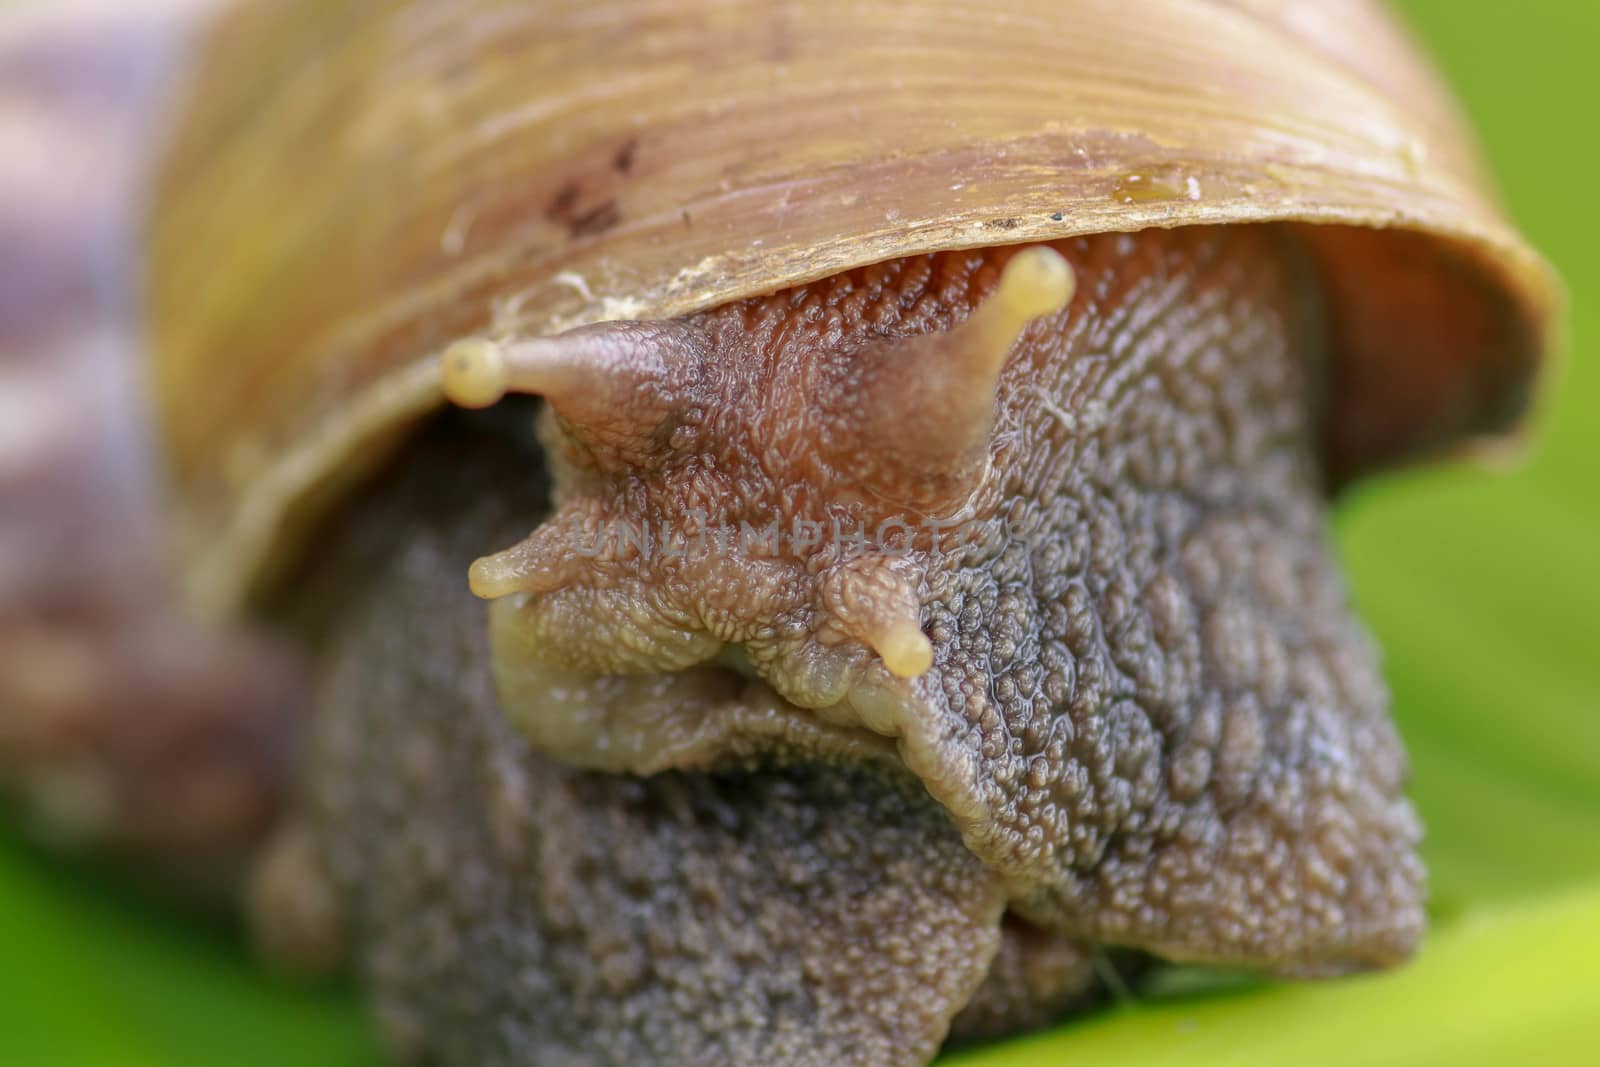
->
(0, 0, 1562, 1064)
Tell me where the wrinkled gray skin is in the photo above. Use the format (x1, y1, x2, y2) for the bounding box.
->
(296, 421, 1095, 1063)
(284, 228, 1424, 1065)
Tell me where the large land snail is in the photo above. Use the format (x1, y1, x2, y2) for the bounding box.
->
(0, 0, 1561, 1064)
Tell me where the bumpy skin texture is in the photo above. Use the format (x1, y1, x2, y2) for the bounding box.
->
(299, 420, 1082, 1065)
(290, 225, 1424, 1064)
(944, 917, 1106, 1043)
(478, 225, 1424, 964)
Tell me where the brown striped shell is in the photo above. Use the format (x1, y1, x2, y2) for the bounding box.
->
(148, 0, 1560, 616)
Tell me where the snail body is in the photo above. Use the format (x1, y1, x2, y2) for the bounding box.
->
(0, 0, 1561, 1065)
(303, 224, 1416, 1064)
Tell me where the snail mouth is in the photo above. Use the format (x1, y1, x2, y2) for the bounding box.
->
(489, 641, 902, 777)
(481, 588, 904, 775)
(486, 620, 1004, 893)
(480, 593, 995, 856)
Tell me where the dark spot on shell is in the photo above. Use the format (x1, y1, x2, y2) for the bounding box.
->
(545, 182, 581, 222)
(613, 138, 638, 175)
(1050, 212, 1065, 222)
(569, 200, 621, 239)
(546, 180, 621, 240)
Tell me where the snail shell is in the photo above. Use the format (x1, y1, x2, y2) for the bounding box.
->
(149, 0, 1559, 616)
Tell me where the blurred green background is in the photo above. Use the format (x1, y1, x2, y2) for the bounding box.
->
(2, 1, 1596, 1064)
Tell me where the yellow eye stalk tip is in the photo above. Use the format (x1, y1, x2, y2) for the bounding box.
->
(441, 338, 511, 409)
(997, 245, 1075, 320)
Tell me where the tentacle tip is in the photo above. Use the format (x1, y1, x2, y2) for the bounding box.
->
(441, 338, 510, 409)
(999, 246, 1075, 319)
(467, 555, 513, 599)
(876, 623, 934, 679)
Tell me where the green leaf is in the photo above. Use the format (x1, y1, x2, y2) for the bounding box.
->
(0, 836, 378, 1067)
(947, 887, 1600, 1067)
(2, 1, 1596, 1064)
